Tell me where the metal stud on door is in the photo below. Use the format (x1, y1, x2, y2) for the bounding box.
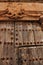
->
(0, 21, 15, 65)
(15, 22, 35, 47)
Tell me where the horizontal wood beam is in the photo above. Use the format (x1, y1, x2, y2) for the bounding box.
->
(0, 2, 43, 20)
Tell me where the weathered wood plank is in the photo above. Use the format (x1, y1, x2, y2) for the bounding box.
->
(0, 21, 43, 65)
(18, 47, 43, 65)
(15, 21, 43, 47)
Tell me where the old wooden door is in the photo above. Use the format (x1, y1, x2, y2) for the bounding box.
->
(15, 21, 43, 65)
(0, 21, 43, 65)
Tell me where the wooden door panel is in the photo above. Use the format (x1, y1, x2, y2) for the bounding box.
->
(32, 22, 43, 45)
(0, 22, 6, 58)
(0, 21, 43, 65)
(0, 22, 15, 65)
(18, 47, 43, 65)
(15, 22, 35, 47)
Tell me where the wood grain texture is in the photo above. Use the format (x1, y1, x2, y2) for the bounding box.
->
(0, 21, 43, 65)
(0, 2, 43, 65)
